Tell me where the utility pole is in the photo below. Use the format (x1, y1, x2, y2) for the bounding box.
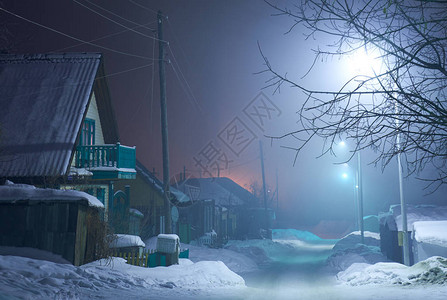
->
(276, 168, 279, 211)
(158, 10, 171, 234)
(357, 152, 364, 244)
(259, 141, 269, 234)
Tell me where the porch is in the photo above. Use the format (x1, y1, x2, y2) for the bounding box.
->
(75, 143, 136, 180)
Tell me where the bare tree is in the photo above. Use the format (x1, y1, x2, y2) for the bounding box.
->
(260, 0, 447, 190)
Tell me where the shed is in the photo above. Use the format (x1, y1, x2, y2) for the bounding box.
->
(379, 204, 447, 264)
(0, 182, 104, 266)
(412, 221, 447, 263)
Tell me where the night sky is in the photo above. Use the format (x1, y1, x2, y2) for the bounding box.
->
(2, 0, 446, 227)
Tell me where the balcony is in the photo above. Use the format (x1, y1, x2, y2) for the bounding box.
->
(75, 143, 136, 180)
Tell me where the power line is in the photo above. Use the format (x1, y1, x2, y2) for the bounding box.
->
(73, 0, 165, 43)
(127, 0, 160, 16)
(77, 0, 155, 31)
(52, 20, 157, 53)
(0, 7, 152, 60)
(167, 44, 203, 113)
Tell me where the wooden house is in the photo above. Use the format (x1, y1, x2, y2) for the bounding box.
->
(0, 53, 136, 235)
(175, 177, 262, 244)
(114, 160, 189, 240)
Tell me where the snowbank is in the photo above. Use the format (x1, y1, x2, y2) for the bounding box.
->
(0, 181, 103, 208)
(327, 231, 389, 272)
(0, 254, 245, 299)
(226, 236, 335, 267)
(273, 228, 325, 241)
(144, 237, 258, 274)
(338, 256, 447, 286)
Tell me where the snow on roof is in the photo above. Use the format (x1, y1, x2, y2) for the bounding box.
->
(413, 221, 447, 247)
(176, 177, 254, 206)
(170, 187, 190, 203)
(0, 53, 102, 178)
(109, 234, 145, 248)
(0, 182, 104, 208)
(157, 234, 180, 241)
(129, 208, 144, 217)
(379, 204, 447, 231)
(69, 167, 93, 177)
(135, 160, 188, 203)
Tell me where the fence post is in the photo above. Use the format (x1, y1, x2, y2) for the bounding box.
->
(116, 142, 121, 168)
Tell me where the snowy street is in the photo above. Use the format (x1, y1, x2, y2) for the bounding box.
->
(2, 229, 447, 300)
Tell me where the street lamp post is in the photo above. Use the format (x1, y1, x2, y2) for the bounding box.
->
(340, 141, 364, 244)
(357, 152, 364, 244)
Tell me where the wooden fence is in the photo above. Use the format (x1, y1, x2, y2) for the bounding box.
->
(113, 249, 189, 268)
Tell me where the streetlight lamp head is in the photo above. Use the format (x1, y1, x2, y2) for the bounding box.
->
(342, 172, 348, 179)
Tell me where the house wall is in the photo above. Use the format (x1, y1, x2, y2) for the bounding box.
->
(60, 184, 109, 219)
(86, 92, 105, 145)
(0, 201, 98, 266)
(114, 176, 164, 238)
(70, 92, 106, 168)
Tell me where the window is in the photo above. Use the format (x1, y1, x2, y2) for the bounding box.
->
(80, 118, 95, 146)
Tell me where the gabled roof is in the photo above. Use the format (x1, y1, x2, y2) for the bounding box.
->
(135, 160, 164, 196)
(135, 160, 189, 204)
(176, 177, 256, 206)
(0, 53, 118, 178)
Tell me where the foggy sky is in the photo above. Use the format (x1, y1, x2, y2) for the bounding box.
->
(2, 0, 446, 227)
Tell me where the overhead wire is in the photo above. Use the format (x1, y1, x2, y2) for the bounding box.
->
(120, 37, 157, 134)
(76, 0, 155, 32)
(52, 20, 157, 53)
(0, 7, 153, 60)
(72, 0, 165, 43)
(167, 44, 203, 113)
(126, 0, 160, 16)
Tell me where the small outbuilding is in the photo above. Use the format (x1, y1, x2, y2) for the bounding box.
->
(0, 181, 104, 266)
(379, 204, 447, 265)
(412, 221, 447, 263)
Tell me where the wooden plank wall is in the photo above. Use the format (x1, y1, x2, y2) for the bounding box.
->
(0, 202, 83, 265)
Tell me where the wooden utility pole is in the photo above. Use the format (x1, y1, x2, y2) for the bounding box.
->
(158, 10, 171, 234)
(276, 168, 279, 211)
(259, 141, 269, 232)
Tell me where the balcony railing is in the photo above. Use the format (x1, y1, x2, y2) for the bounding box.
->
(75, 143, 136, 170)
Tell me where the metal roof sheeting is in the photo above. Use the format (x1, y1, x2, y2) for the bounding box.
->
(0, 53, 101, 178)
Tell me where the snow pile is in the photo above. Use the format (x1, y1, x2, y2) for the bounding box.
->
(0, 254, 245, 299)
(327, 231, 389, 272)
(226, 236, 335, 267)
(273, 228, 325, 241)
(145, 236, 258, 274)
(413, 221, 447, 247)
(109, 234, 145, 248)
(225, 239, 278, 266)
(0, 181, 103, 208)
(338, 256, 447, 286)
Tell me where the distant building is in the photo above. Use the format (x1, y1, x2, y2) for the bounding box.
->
(175, 177, 274, 244)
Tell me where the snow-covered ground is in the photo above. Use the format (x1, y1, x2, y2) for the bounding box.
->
(0, 251, 246, 300)
(1, 229, 447, 299)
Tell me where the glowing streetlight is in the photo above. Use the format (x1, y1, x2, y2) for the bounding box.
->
(347, 47, 408, 263)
